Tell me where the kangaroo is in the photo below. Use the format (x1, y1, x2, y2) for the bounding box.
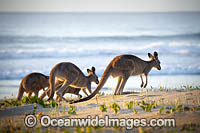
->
(70, 51, 161, 104)
(16, 72, 49, 101)
(55, 82, 82, 101)
(53, 81, 82, 101)
(46, 62, 99, 101)
(39, 81, 82, 100)
(55, 87, 82, 101)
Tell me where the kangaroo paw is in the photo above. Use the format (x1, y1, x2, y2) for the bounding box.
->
(144, 84, 147, 88)
(141, 84, 144, 88)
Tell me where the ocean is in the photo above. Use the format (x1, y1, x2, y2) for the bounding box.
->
(0, 12, 200, 99)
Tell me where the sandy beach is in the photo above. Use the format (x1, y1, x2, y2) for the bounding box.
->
(0, 88, 200, 132)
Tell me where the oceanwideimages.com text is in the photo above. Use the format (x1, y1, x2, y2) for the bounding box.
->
(25, 115, 176, 129)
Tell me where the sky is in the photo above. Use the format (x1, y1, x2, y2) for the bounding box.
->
(0, 0, 200, 12)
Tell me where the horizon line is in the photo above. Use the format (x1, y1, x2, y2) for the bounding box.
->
(0, 11, 200, 14)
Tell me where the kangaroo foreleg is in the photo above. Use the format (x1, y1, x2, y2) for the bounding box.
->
(42, 88, 49, 97)
(28, 92, 32, 98)
(140, 74, 144, 88)
(86, 86, 92, 94)
(81, 88, 89, 97)
(40, 88, 50, 99)
(144, 74, 148, 88)
(40, 81, 62, 99)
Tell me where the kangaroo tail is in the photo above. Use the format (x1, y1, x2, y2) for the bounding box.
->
(46, 70, 55, 101)
(16, 81, 24, 101)
(70, 63, 113, 104)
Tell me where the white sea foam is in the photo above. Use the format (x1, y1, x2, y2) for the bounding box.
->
(174, 50, 189, 54)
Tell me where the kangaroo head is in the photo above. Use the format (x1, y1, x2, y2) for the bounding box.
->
(148, 51, 161, 70)
(87, 67, 99, 84)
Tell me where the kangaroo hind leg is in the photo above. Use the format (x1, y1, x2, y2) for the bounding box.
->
(114, 76, 122, 95)
(34, 91, 39, 98)
(56, 80, 72, 102)
(143, 74, 148, 88)
(117, 76, 129, 95)
(17, 85, 25, 101)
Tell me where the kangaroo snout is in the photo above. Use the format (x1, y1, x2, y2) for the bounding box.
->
(157, 66, 161, 70)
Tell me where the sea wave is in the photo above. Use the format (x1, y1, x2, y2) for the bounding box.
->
(0, 33, 200, 44)
(0, 66, 199, 80)
(0, 41, 199, 59)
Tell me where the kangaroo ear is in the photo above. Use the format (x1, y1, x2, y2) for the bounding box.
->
(154, 51, 158, 58)
(148, 53, 153, 59)
(87, 69, 91, 73)
(92, 67, 95, 72)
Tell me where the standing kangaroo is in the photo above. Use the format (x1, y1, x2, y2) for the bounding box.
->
(70, 51, 161, 104)
(46, 62, 99, 101)
(17, 72, 49, 101)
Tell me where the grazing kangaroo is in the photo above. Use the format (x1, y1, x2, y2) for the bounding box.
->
(46, 62, 99, 101)
(39, 81, 82, 100)
(70, 51, 161, 104)
(17, 72, 49, 101)
(55, 82, 82, 101)
(55, 87, 82, 101)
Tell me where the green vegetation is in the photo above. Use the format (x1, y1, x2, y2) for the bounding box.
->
(125, 101, 134, 110)
(49, 100, 59, 109)
(33, 105, 37, 115)
(132, 108, 138, 114)
(159, 107, 165, 114)
(109, 103, 121, 114)
(165, 104, 184, 114)
(139, 100, 156, 112)
(99, 104, 107, 112)
(182, 124, 197, 131)
(0, 96, 59, 108)
(68, 105, 76, 114)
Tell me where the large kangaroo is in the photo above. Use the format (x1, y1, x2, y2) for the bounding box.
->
(17, 72, 49, 101)
(70, 51, 161, 103)
(46, 62, 99, 101)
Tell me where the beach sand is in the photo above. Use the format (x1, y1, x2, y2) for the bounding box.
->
(0, 89, 200, 132)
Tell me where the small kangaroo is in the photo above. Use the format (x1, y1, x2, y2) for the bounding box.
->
(70, 51, 161, 103)
(16, 72, 49, 101)
(46, 62, 99, 101)
(39, 81, 82, 100)
(55, 82, 82, 101)
(55, 87, 82, 101)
